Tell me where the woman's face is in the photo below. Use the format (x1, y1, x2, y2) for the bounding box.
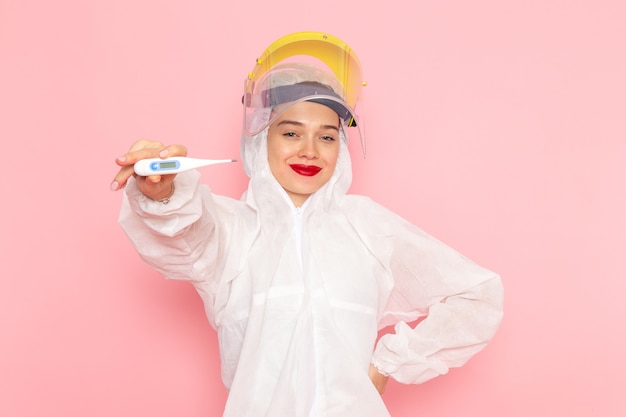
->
(267, 101, 341, 207)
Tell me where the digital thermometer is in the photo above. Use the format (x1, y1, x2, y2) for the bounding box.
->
(134, 157, 237, 176)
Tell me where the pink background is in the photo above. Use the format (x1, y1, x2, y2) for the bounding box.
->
(1, 0, 625, 416)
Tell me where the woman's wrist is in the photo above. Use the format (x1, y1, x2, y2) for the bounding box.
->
(149, 182, 175, 204)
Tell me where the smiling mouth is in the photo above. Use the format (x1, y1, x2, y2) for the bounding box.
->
(290, 164, 322, 176)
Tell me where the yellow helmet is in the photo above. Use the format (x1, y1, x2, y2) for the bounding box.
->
(242, 31, 366, 152)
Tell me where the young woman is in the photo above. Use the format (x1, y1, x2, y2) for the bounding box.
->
(111, 31, 503, 417)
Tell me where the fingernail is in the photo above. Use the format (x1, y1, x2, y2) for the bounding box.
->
(117, 155, 126, 163)
(110, 181, 119, 191)
(159, 149, 170, 158)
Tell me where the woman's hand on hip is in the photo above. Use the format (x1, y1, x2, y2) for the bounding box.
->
(369, 363, 389, 395)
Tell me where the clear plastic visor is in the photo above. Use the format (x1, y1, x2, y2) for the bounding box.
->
(242, 32, 366, 154)
(243, 61, 359, 136)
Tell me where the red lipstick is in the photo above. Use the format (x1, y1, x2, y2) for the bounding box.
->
(290, 164, 322, 177)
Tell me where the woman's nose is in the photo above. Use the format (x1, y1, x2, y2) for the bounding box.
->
(298, 137, 318, 159)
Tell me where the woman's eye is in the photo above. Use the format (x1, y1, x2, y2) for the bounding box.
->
(321, 135, 336, 142)
(284, 131, 298, 137)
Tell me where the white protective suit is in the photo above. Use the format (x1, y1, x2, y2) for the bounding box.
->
(119, 125, 504, 417)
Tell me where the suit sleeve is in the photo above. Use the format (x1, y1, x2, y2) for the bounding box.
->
(359, 199, 504, 384)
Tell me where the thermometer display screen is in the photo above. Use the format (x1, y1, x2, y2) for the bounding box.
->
(158, 161, 177, 169)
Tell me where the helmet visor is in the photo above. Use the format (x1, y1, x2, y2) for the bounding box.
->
(242, 32, 365, 140)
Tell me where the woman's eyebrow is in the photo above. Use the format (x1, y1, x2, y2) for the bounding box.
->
(276, 119, 339, 131)
(275, 119, 304, 127)
(320, 123, 340, 132)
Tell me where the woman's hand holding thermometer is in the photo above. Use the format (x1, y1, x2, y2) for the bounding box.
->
(110, 140, 233, 202)
(134, 157, 237, 176)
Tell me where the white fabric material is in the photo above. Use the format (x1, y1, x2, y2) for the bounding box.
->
(119, 128, 504, 417)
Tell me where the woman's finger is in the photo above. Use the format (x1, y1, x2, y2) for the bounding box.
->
(110, 164, 136, 191)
